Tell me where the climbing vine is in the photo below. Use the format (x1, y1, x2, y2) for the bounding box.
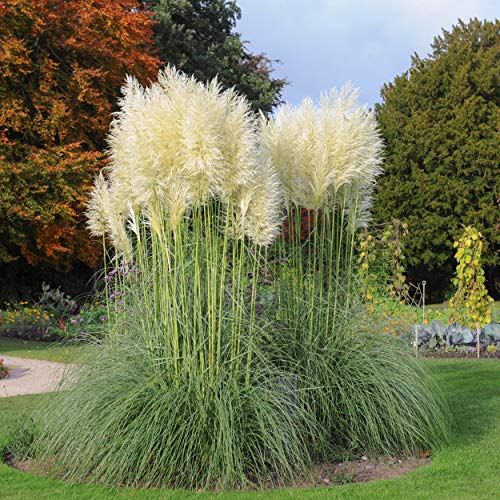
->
(448, 226, 493, 357)
(358, 219, 409, 301)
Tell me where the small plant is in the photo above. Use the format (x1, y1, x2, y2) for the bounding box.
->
(39, 283, 78, 320)
(486, 344, 497, 354)
(0, 302, 54, 340)
(0, 359, 10, 379)
(62, 302, 108, 341)
(331, 464, 355, 485)
(358, 219, 409, 302)
(448, 226, 494, 358)
(0, 289, 105, 341)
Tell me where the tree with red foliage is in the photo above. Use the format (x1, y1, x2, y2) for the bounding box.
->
(0, 0, 160, 272)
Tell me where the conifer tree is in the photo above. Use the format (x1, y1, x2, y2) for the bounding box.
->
(373, 18, 499, 296)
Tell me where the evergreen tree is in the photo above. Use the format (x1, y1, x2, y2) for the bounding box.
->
(144, 0, 286, 114)
(373, 18, 499, 297)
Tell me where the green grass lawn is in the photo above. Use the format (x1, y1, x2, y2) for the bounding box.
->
(0, 336, 86, 363)
(1, 343, 499, 499)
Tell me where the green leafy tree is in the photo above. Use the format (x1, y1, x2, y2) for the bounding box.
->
(144, 0, 286, 114)
(373, 18, 499, 295)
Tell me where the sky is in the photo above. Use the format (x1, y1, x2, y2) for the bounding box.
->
(236, 0, 498, 108)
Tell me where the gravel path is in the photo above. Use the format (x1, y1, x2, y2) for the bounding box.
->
(0, 356, 71, 398)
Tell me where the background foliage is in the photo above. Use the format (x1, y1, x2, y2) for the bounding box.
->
(373, 18, 499, 299)
(448, 226, 493, 330)
(0, 0, 160, 298)
(0, 0, 287, 300)
(144, 0, 286, 115)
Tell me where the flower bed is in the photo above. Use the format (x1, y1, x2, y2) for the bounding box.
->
(0, 292, 107, 342)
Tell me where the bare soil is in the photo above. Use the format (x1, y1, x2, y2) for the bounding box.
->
(304, 455, 430, 486)
(6, 453, 430, 489)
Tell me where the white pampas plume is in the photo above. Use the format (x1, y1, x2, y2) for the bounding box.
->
(106, 209, 133, 263)
(345, 180, 376, 230)
(90, 65, 284, 254)
(241, 159, 283, 246)
(260, 83, 383, 211)
(144, 201, 164, 241)
(107, 76, 148, 213)
(157, 173, 194, 232)
(177, 79, 224, 199)
(216, 88, 258, 201)
(86, 172, 110, 237)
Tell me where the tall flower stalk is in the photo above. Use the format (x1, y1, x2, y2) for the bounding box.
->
(87, 67, 282, 387)
(260, 84, 383, 344)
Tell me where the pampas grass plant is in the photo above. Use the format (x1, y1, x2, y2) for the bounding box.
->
(258, 85, 447, 463)
(260, 83, 383, 340)
(25, 70, 448, 491)
(31, 68, 304, 489)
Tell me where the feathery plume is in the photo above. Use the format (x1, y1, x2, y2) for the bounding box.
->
(241, 159, 283, 246)
(86, 172, 110, 237)
(260, 83, 383, 212)
(216, 88, 258, 200)
(92, 66, 284, 254)
(105, 209, 133, 263)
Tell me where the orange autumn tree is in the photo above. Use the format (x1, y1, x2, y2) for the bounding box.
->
(0, 0, 160, 271)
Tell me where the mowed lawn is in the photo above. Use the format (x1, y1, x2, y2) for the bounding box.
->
(1, 338, 499, 499)
(0, 336, 87, 363)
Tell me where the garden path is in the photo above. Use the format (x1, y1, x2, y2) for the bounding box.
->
(0, 356, 71, 397)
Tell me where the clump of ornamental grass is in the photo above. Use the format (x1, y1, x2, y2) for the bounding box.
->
(264, 296, 449, 461)
(259, 86, 448, 462)
(29, 315, 314, 489)
(23, 71, 449, 491)
(260, 83, 383, 346)
(28, 67, 307, 490)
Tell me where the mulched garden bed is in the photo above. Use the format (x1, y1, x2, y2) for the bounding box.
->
(5, 452, 430, 490)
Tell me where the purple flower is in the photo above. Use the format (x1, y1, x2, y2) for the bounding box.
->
(118, 300, 124, 306)
(79, 317, 84, 322)
(70, 319, 77, 324)
(104, 275, 113, 281)
(100, 315, 106, 322)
